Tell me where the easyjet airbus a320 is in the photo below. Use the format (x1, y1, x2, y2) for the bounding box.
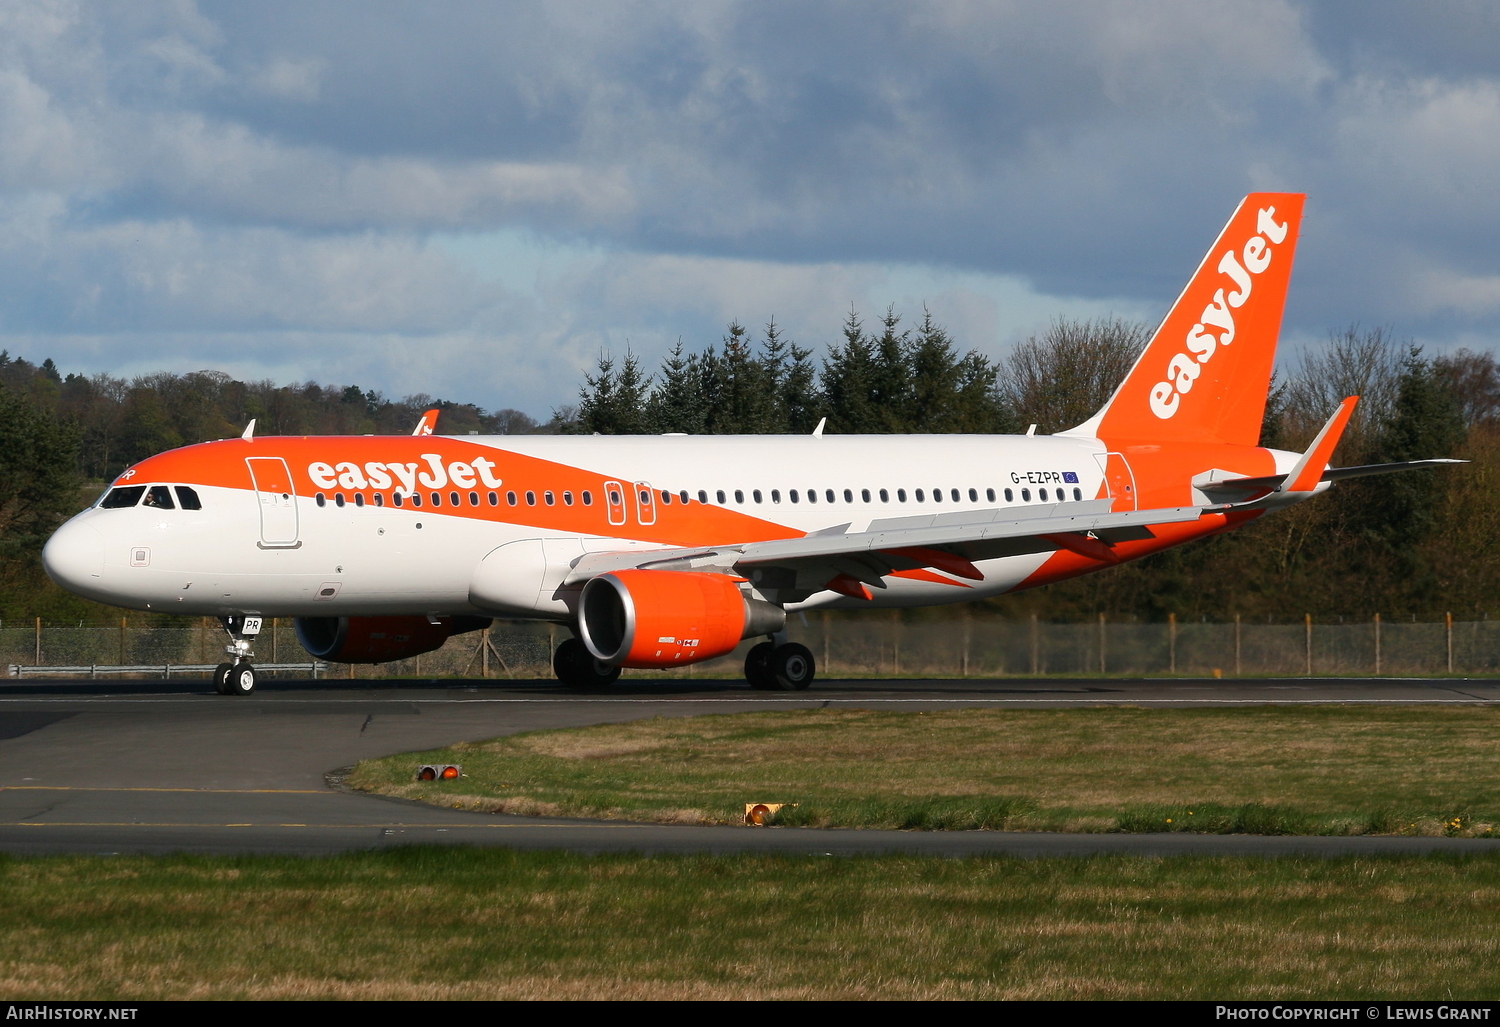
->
(41, 194, 1456, 694)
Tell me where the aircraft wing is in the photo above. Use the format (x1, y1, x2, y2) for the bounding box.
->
(565, 499, 1208, 600)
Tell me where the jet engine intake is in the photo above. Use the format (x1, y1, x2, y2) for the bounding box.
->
(294, 615, 491, 664)
(577, 570, 784, 669)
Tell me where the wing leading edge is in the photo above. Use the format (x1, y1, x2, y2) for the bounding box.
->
(565, 498, 1207, 603)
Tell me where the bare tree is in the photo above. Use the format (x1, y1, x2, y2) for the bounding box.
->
(1000, 316, 1150, 434)
(1434, 349, 1500, 428)
(1281, 325, 1405, 461)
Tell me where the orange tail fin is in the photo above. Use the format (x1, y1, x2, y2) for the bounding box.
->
(1070, 193, 1305, 446)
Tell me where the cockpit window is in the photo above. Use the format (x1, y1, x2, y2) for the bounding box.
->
(174, 486, 202, 510)
(99, 485, 146, 509)
(142, 485, 175, 509)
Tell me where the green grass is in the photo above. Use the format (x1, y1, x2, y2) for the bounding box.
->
(3, 849, 1500, 999)
(348, 707, 1500, 834)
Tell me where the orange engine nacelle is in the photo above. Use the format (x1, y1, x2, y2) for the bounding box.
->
(294, 615, 490, 664)
(577, 570, 784, 669)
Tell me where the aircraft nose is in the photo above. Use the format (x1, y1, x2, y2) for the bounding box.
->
(42, 519, 105, 593)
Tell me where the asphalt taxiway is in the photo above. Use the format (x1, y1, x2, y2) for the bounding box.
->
(2, 674, 1498, 857)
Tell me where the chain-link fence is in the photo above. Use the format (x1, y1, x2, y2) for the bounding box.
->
(4, 613, 1498, 679)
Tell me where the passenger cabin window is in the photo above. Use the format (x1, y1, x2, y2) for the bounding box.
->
(699, 490, 708, 504)
(752, 490, 762, 503)
(931, 488, 941, 503)
(354, 494, 365, 507)
(544, 491, 555, 506)
(952, 489, 960, 502)
(915, 489, 925, 502)
(1039, 488, 1048, 502)
(101, 485, 147, 509)
(985, 488, 994, 502)
(716, 490, 726, 504)
(789, 490, 799, 504)
(526, 491, 536, 506)
(142, 485, 174, 509)
(393, 492, 404, 507)
(1021, 489, 1031, 502)
(335, 493, 346, 508)
(374, 493, 385, 507)
(581, 491, 592, 506)
(734, 490, 744, 503)
(450, 491, 461, 506)
(896, 489, 906, 502)
(1004, 488, 1013, 502)
(771, 490, 781, 503)
(563, 491, 573, 506)
(660, 490, 671, 504)
(680, 490, 689, 504)
(412, 493, 423, 507)
(844, 489, 853, 503)
(507, 491, 518, 505)
(879, 489, 889, 502)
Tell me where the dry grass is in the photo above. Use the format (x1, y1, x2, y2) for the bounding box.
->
(348, 707, 1500, 833)
(3, 850, 1500, 999)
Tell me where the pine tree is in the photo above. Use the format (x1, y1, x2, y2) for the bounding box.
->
(819, 308, 882, 432)
(1366, 348, 1466, 550)
(761, 318, 819, 432)
(577, 351, 651, 434)
(648, 341, 707, 434)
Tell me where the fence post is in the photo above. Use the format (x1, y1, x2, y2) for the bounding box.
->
(34, 617, 41, 666)
(891, 611, 901, 676)
(823, 610, 832, 672)
(272, 617, 279, 663)
(1029, 613, 1039, 676)
(1098, 612, 1106, 675)
(1446, 612, 1454, 674)
(119, 617, 126, 665)
(481, 626, 490, 678)
(1304, 614, 1312, 675)
(1168, 612, 1176, 674)
(961, 608, 970, 677)
(1374, 612, 1381, 675)
(1234, 613, 1241, 677)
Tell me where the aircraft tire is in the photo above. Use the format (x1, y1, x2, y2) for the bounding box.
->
(225, 662, 256, 696)
(770, 643, 815, 691)
(554, 637, 621, 688)
(213, 662, 234, 695)
(744, 641, 776, 689)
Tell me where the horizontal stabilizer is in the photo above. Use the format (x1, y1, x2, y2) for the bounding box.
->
(1196, 458, 1467, 501)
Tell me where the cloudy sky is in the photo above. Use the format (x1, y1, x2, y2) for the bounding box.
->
(1, 1, 1497, 417)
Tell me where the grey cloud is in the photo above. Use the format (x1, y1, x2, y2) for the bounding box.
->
(0, 0, 1498, 414)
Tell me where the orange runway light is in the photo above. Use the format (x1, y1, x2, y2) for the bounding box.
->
(417, 764, 461, 782)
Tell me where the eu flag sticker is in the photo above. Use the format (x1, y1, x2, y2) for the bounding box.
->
(1063, 471, 1079, 483)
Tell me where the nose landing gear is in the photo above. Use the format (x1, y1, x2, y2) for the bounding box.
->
(214, 615, 262, 696)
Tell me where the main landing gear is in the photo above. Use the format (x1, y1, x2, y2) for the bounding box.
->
(553, 636, 622, 688)
(214, 615, 261, 696)
(745, 638, 816, 691)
